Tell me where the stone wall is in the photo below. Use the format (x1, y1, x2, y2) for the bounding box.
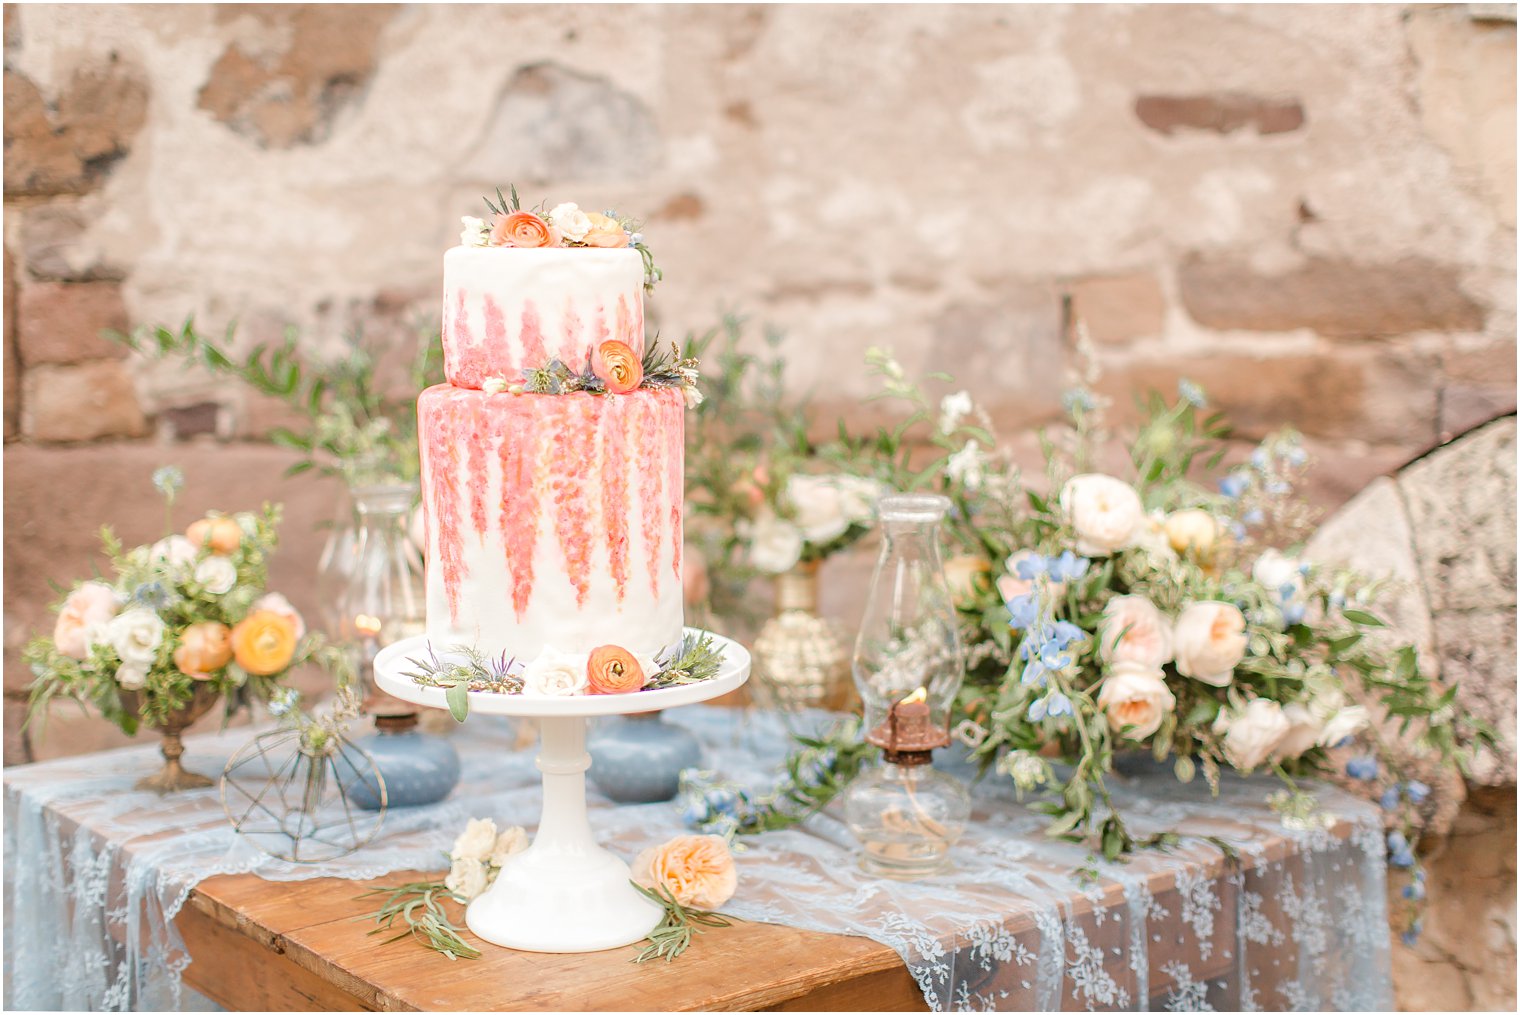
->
(3, 5, 1515, 1008)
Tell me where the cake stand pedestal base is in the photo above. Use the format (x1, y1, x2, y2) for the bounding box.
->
(466, 715, 661, 952)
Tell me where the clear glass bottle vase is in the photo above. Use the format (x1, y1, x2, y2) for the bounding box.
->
(336, 483, 426, 698)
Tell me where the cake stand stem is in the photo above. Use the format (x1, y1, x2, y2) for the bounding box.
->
(464, 714, 664, 953)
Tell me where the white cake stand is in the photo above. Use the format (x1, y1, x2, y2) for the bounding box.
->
(373, 629, 750, 953)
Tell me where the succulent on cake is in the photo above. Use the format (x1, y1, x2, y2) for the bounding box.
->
(464, 185, 662, 294)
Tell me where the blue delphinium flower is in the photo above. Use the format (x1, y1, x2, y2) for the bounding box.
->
(1039, 641, 1071, 671)
(131, 581, 171, 610)
(1062, 388, 1097, 415)
(1243, 508, 1266, 526)
(1219, 473, 1249, 499)
(267, 687, 300, 718)
(1401, 921, 1422, 947)
(1047, 550, 1090, 583)
(681, 796, 712, 827)
(1387, 830, 1408, 852)
(1390, 846, 1416, 869)
(1404, 780, 1431, 804)
(1007, 593, 1039, 630)
(1380, 787, 1402, 811)
(1026, 696, 1049, 722)
(1286, 445, 1308, 466)
(1178, 378, 1206, 407)
(1250, 447, 1270, 471)
(1015, 555, 1047, 581)
(1229, 521, 1248, 542)
(1019, 659, 1048, 687)
(1282, 601, 1307, 626)
(1346, 756, 1379, 781)
(1049, 620, 1087, 649)
(1402, 880, 1426, 901)
(1045, 692, 1072, 718)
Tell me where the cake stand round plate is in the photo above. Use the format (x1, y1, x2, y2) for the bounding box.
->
(372, 629, 750, 954)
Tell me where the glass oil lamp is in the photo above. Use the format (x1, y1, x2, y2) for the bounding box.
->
(843, 493, 970, 878)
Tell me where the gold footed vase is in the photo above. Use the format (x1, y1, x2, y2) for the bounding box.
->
(120, 683, 223, 793)
(752, 560, 853, 714)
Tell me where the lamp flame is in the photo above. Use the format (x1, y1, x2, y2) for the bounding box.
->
(900, 687, 928, 707)
(354, 614, 383, 638)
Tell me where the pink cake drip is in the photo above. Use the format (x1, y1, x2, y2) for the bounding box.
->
(593, 304, 610, 345)
(662, 391, 684, 580)
(464, 404, 491, 540)
(519, 300, 549, 367)
(636, 395, 665, 598)
(446, 290, 474, 387)
(548, 398, 597, 607)
(497, 399, 541, 619)
(422, 390, 467, 623)
(633, 298, 645, 356)
(600, 396, 631, 601)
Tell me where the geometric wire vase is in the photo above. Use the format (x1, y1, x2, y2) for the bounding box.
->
(220, 727, 387, 863)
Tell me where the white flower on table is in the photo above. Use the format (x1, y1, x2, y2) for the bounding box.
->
(1098, 595, 1174, 669)
(1271, 703, 1323, 761)
(1213, 698, 1290, 772)
(1317, 704, 1369, 747)
(445, 857, 490, 900)
(1096, 661, 1175, 741)
(1252, 549, 1305, 601)
(1172, 601, 1248, 687)
(482, 376, 509, 396)
(107, 607, 166, 668)
(194, 556, 237, 596)
(784, 474, 854, 545)
(520, 647, 589, 696)
(489, 826, 529, 868)
(115, 663, 147, 691)
(1128, 510, 1178, 562)
(548, 202, 593, 243)
(741, 509, 804, 574)
(451, 817, 498, 862)
(1060, 474, 1143, 556)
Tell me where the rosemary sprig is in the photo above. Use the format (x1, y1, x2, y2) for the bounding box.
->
(354, 879, 481, 961)
(402, 643, 521, 721)
(645, 631, 725, 689)
(631, 882, 732, 963)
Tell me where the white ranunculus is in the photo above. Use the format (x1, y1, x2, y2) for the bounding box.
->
(1253, 549, 1304, 600)
(1096, 661, 1176, 741)
(1173, 601, 1248, 686)
(1272, 703, 1324, 761)
(784, 475, 852, 545)
(194, 556, 237, 595)
(945, 441, 986, 491)
(444, 857, 490, 900)
(520, 647, 589, 696)
(107, 607, 166, 667)
(743, 510, 804, 574)
(548, 202, 592, 242)
(937, 390, 974, 434)
(459, 215, 489, 247)
(149, 535, 198, 572)
(1060, 474, 1144, 556)
(1317, 705, 1369, 747)
(1213, 698, 1291, 772)
(489, 826, 530, 867)
(115, 663, 147, 690)
(1098, 595, 1174, 669)
(451, 817, 498, 862)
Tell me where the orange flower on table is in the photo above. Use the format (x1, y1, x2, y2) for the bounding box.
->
(174, 621, 233, 679)
(187, 516, 242, 555)
(592, 340, 643, 394)
(490, 210, 558, 249)
(632, 834, 737, 909)
(587, 644, 645, 694)
(230, 609, 298, 675)
(580, 211, 628, 248)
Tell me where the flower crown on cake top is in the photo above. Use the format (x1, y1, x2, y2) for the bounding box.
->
(459, 185, 662, 294)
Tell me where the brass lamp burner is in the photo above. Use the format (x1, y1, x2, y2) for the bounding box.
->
(866, 689, 948, 765)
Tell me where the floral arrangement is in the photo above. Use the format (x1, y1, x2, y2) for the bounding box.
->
(482, 339, 703, 408)
(462, 186, 662, 293)
(23, 468, 338, 734)
(403, 632, 726, 721)
(359, 819, 736, 963)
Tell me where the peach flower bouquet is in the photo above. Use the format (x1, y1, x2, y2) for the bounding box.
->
(24, 468, 336, 742)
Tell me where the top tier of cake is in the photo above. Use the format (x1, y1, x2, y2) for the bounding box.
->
(441, 246, 646, 390)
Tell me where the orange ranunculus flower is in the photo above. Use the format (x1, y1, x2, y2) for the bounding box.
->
(187, 516, 242, 555)
(174, 621, 233, 678)
(592, 340, 643, 394)
(581, 211, 628, 248)
(230, 609, 298, 676)
(632, 834, 737, 909)
(587, 644, 645, 694)
(490, 210, 558, 249)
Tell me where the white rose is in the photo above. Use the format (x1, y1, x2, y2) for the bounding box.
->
(946, 441, 986, 491)
(115, 663, 147, 691)
(1213, 698, 1291, 772)
(459, 215, 488, 247)
(1128, 510, 1177, 562)
(1096, 661, 1176, 740)
(548, 202, 592, 242)
(1253, 549, 1304, 600)
(784, 475, 853, 545)
(937, 390, 974, 434)
(444, 857, 490, 900)
(520, 647, 589, 696)
(742, 510, 804, 574)
(107, 607, 166, 667)
(1060, 474, 1144, 556)
(149, 535, 198, 572)
(1317, 705, 1369, 747)
(1173, 601, 1248, 686)
(194, 556, 237, 595)
(1272, 703, 1324, 760)
(451, 817, 498, 862)
(1098, 595, 1174, 669)
(489, 826, 530, 867)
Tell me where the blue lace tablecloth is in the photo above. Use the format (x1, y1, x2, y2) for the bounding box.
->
(3, 706, 1391, 1012)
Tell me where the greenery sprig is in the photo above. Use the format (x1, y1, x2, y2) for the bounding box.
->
(630, 881, 732, 963)
(354, 876, 481, 961)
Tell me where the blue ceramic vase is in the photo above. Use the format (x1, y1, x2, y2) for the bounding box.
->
(348, 715, 461, 810)
(587, 712, 703, 804)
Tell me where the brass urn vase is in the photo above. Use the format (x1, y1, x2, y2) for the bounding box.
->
(119, 683, 223, 793)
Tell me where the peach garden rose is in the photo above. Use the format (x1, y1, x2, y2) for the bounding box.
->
(632, 834, 737, 909)
(53, 581, 117, 660)
(1059, 474, 1144, 556)
(1096, 661, 1176, 741)
(1097, 595, 1173, 670)
(187, 516, 242, 555)
(1172, 601, 1248, 687)
(174, 621, 233, 678)
(580, 211, 628, 248)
